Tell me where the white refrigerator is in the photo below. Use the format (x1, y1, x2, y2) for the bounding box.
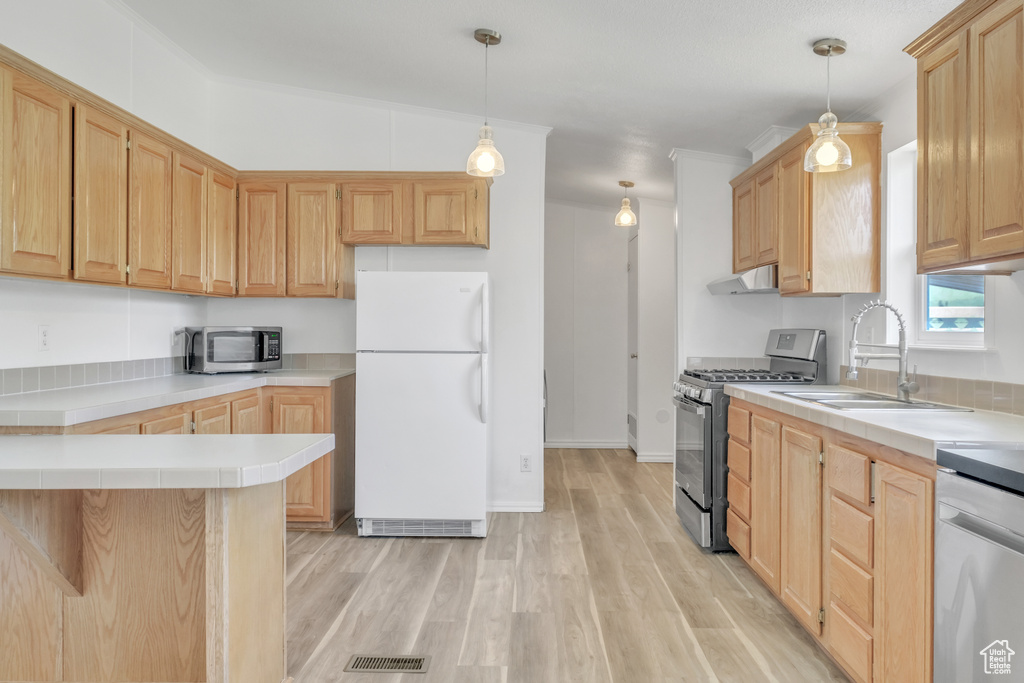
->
(354, 271, 489, 537)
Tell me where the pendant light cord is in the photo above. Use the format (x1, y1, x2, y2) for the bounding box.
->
(825, 49, 832, 114)
(484, 38, 490, 126)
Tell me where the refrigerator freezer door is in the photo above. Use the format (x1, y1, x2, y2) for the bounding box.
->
(355, 351, 487, 521)
(356, 271, 488, 352)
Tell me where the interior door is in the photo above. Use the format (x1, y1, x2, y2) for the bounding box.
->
(627, 234, 638, 452)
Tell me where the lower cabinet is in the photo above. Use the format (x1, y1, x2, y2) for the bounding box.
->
(68, 380, 356, 531)
(727, 399, 934, 683)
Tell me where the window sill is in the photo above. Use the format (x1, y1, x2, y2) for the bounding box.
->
(907, 344, 993, 353)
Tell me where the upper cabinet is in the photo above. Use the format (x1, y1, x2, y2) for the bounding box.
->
(171, 151, 208, 294)
(206, 171, 237, 296)
(127, 131, 174, 289)
(908, 0, 1024, 273)
(411, 177, 489, 247)
(730, 123, 882, 296)
(340, 179, 403, 244)
(0, 68, 72, 279)
(73, 105, 127, 284)
(287, 182, 338, 297)
(238, 182, 287, 297)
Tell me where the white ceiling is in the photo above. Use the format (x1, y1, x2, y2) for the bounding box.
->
(116, 0, 959, 208)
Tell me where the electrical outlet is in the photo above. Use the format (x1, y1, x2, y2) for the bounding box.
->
(520, 455, 531, 472)
(38, 325, 50, 351)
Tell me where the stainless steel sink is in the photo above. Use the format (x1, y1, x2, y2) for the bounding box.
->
(772, 390, 973, 412)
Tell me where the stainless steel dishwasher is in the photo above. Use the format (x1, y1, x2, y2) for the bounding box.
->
(934, 448, 1024, 682)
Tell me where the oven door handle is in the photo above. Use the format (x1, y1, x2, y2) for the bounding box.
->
(673, 395, 706, 417)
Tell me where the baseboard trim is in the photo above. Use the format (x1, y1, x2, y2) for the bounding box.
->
(488, 502, 544, 513)
(543, 441, 630, 449)
(636, 454, 674, 463)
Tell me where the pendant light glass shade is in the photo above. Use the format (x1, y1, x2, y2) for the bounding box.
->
(614, 181, 637, 227)
(804, 38, 852, 173)
(467, 125, 505, 177)
(468, 29, 504, 178)
(804, 111, 852, 172)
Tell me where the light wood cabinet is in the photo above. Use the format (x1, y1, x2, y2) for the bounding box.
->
(731, 123, 882, 295)
(140, 410, 191, 435)
(206, 170, 237, 296)
(238, 182, 287, 297)
(128, 131, 173, 289)
(908, 0, 1024, 273)
(874, 461, 932, 683)
(0, 68, 72, 279)
(780, 425, 823, 635)
(287, 182, 338, 297)
(231, 392, 262, 434)
(193, 400, 231, 434)
(73, 105, 128, 284)
(411, 177, 489, 246)
(171, 152, 208, 294)
(749, 414, 781, 593)
(340, 179, 403, 244)
(732, 178, 756, 272)
(729, 399, 936, 683)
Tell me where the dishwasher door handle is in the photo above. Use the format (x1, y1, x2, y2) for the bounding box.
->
(938, 502, 1024, 558)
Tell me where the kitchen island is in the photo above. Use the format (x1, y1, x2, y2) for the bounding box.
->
(0, 433, 333, 683)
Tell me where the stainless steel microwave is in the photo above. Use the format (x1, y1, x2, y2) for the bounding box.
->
(184, 327, 282, 373)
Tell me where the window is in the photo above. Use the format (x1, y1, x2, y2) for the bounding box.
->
(918, 273, 985, 346)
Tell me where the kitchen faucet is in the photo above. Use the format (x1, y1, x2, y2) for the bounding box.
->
(847, 300, 919, 401)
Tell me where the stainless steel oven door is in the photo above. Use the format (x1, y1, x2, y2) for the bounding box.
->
(673, 395, 713, 509)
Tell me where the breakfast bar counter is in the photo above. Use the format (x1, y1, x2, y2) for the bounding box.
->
(0, 433, 334, 683)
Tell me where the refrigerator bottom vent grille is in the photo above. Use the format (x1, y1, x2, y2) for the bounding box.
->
(359, 518, 484, 537)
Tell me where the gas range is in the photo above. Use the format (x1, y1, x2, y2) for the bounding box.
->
(672, 329, 827, 552)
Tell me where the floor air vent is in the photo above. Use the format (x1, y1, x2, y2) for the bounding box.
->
(357, 518, 484, 537)
(344, 654, 430, 673)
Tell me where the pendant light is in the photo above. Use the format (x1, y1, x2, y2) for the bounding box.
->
(804, 38, 852, 173)
(614, 181, 638, 227)
(467, 28, 504, 177)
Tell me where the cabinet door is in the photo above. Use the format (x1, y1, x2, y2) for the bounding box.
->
(336, 243, 355, 300)
(72, 415, 141, 435)
(140, 411, 191, 434)
(732, 178, 756, 272)
(171, 152, 208, 293)
(206, 171, 237, 296)
(777, 145, 811, 294)
(874, 462, 933, 683)
(754, 164, 778, 266)
(780, 425, 823, 634)
(340, 180, 402, 244)
(918, 32, 970, 271)
(0, 69, 71, 278)
(969, 0, 1024, 260)
(412, 179, 484, 246)
(238, 182, 286, 296)
(749, 414, 781, 594)
(231, 393, 262, 434)
(128, 132, 173, 288)
(73, 105, 127, 284)
(287, 183, 337, 297)
(194, 401, 230, 434)
(271, 390, 329, 520)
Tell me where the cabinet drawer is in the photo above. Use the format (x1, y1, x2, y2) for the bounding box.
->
(828, 445, 872, 506)
(727, 472, 751, 521)
(727, 404, 750, 442)
(829, 548, 873, 625)
(726, 508, 750, 559)
(728, 440, 751, 481)
(830, 496, 874, 568)
(829, 601, 873, 683)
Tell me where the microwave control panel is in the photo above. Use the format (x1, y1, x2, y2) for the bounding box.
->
(267, 334, 281, 360)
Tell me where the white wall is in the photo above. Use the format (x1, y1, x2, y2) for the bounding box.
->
(634, 198, 677, 461)
(0, 0, 550, 512)
(543, 201, 628, 448)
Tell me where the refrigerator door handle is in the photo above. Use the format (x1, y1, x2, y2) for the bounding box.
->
(480, 282, 489, 353)
(480, 354, 489, 423)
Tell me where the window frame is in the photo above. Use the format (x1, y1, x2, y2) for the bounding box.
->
(914, 273, 986, 348)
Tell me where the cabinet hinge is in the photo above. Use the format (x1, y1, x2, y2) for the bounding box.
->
(335, 280, 340, 293)
(125, 264, 131, 275)
(236, 188, 240, 199)
(819, 451, 824, 466)
(190, 420, 196, 434)
(336, 188, 342, 200)
(474, 188, 478, 199)
(126, 139, 132, 150)
(269, 398, 273, 413)
(806, 271, 811, 281)
(818, 608, 825, 624)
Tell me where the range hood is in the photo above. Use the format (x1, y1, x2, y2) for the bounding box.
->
(706, 265, 778, 295)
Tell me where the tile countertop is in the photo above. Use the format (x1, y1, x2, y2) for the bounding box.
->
(0, 433, 334, 489)
(725, 384, 1024, 462)
(0, 369, 354, 428)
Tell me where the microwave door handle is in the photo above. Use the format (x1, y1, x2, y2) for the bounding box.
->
(185, 331, 195, 372)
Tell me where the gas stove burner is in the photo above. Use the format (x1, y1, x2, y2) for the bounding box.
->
(682, 369, 812, 384)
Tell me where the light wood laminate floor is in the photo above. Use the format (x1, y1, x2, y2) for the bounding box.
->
(285, 448, 848, 682)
